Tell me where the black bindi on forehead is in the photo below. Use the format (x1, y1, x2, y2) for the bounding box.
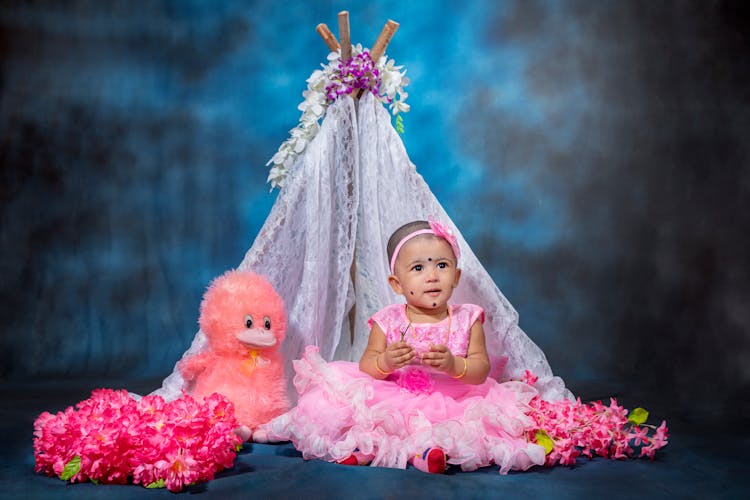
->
(428, 257, 432, 261)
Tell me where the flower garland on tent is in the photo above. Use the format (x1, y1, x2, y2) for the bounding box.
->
(266, 45, 410, 189)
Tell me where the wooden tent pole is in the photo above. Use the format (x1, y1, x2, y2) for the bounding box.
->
(337, 11, 355, 348)
(316, 23, 340, 52)
(355, 19, 399, 98)
(338, 11, 352, 62)
(370, 19, 399, 64)
(315, 16, 400, 353)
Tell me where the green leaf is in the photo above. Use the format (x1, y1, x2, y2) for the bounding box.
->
(60, 456, 81, 481)
(534, 429, 555, 455)
(235, 443, 244, 452)
(146, 479, 166, 489)
(627, 407, 649, 425)
(395, 114, 405, 134)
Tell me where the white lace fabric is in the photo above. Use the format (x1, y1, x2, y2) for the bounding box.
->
(154, 93, 572, 402)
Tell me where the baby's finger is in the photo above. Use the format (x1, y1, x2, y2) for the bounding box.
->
(425, 357, 442, 367)
(392, 346, 413, 358)
(420, 354, 436, 364)
(395, 352, 414, 367)
(386, 344, 403, 356)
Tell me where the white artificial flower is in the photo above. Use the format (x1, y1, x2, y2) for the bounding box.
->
(270, 151, 286, 164)
(306, 69, 325, 84)
(391, 99, 410, 115)
(293, 138, 306, 153)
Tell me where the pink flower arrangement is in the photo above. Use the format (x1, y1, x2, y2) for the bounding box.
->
(33, 389, 242, 492)
(396, 366, 435, 395)
(527, 395, 669, 466)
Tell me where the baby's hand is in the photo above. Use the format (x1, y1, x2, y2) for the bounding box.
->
(383, 341, 415, 371)
(421, 344, 455, 373)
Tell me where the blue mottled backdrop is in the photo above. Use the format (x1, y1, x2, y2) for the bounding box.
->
(1, 0, 748, 417)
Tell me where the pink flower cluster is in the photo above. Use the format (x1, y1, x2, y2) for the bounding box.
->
(33, 389, 242, 492)
(522, 369, 539, 386)
(427, 217, 461, 262)
(527, 395, 669, 466)
(396, 366, 434, 395)
(325, 51, 387, 102)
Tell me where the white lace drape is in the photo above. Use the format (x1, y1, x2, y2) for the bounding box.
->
(154, 93, 572, 402)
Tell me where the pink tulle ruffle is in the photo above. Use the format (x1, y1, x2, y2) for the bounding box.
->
(261, 346, 545, 473)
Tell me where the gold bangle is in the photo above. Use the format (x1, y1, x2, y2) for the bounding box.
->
(375, 354, 393, 375)
(451, 356, 468, 379)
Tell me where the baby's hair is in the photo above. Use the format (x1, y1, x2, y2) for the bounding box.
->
(386, 220, 431, 265)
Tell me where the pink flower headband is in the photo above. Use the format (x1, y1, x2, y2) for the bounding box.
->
(389, 217, 462, 274)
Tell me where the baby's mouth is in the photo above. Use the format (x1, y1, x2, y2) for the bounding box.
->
(425, 289, 442, 297)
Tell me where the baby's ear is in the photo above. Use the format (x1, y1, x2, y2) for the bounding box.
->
(453, 268, 462, 288)
(388, 274, 403, 295)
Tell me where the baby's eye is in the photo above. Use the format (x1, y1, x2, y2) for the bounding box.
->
(412, 264, 423, 272)
(437, 262, 448, 269)
(245, 315, 254, 328)
(263, 317, 272, 330)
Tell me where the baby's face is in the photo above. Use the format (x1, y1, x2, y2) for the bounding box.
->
(391, 235, 459, 312)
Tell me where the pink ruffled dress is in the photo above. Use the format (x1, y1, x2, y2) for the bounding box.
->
(259, 304, 546, 473)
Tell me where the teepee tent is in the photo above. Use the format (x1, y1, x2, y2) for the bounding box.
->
(156, 14, 571, 402)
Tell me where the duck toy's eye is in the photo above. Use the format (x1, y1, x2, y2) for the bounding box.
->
(245, 315, 254, 328)
(264, 317, 272, 330)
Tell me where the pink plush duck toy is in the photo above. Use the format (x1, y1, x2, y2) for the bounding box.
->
(178, 270, 289, 440)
